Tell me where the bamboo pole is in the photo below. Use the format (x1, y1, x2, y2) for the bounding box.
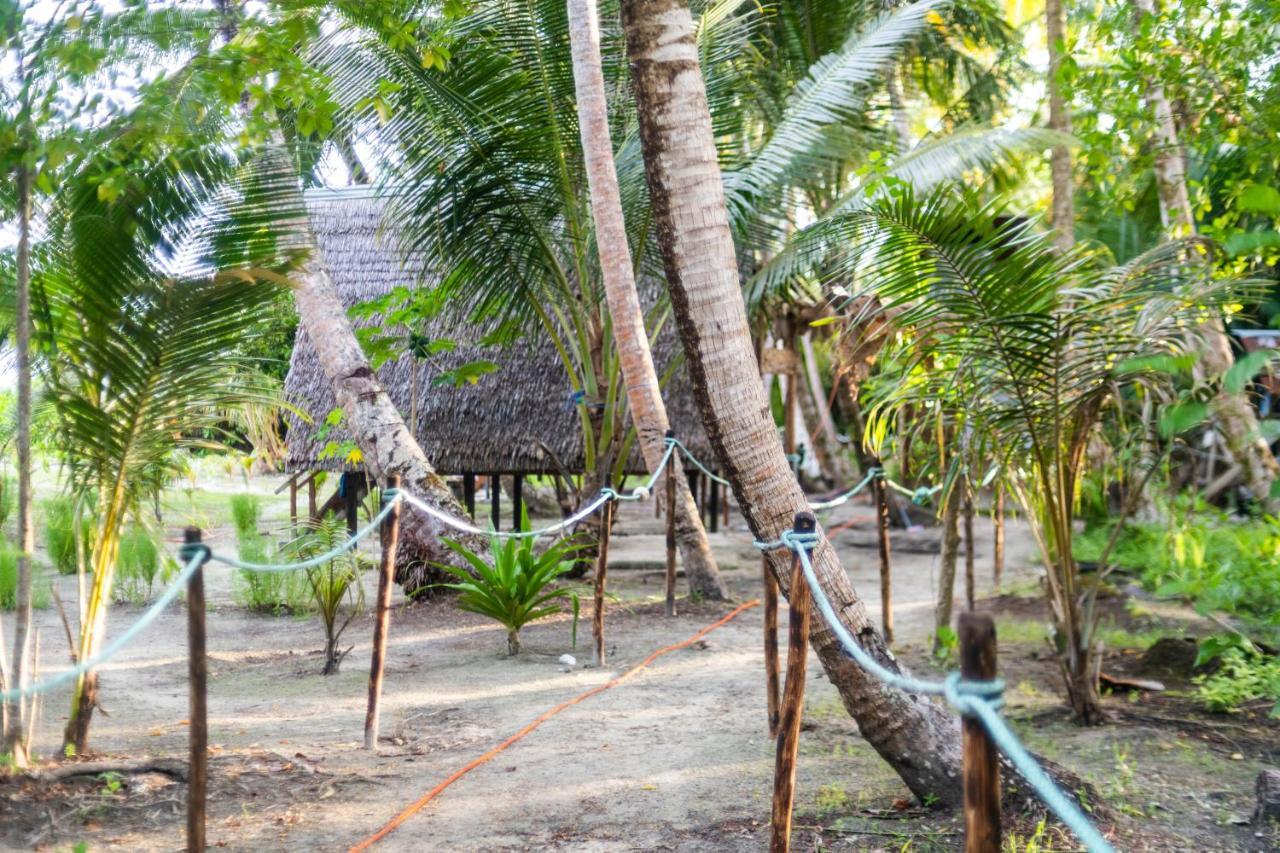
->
(770, 512, 815, 853)
(364, 476, 403, 751)
(763, 555, 780, 736)
(959, 612, 1001, 852)
(183, 527, 209, 853)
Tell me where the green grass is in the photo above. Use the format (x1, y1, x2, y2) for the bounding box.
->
(114, 526, 172, 605)
(43, 496, 91, 576)
(0, 540, 49, 610)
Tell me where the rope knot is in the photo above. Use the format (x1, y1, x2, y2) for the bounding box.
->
(943, 671, 1005, 716)
(178, 542, 211, 563)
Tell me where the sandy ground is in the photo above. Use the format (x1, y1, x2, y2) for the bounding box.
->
(1, 475, 1276, 851)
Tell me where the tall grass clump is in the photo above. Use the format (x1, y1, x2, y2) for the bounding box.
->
(44, 496, 92, 576)
(230, 494, 310, 614)
(114, 526, 172, 605)
(0, 540, 49, 610)
(230, 493, 260, 537)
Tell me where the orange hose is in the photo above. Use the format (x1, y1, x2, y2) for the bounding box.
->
(348, 599, 761, 852)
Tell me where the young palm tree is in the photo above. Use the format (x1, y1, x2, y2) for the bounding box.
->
(840, 185, 1238, 722)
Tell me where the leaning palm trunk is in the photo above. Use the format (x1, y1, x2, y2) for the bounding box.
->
(273, 155, 485, 590)
(566, 0, 726, 599)
(621, 0, 966, 804)
(1046, 0, 1074, 252)
(1131, 0, 1278, 506)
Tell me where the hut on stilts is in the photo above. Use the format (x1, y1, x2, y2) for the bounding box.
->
(281, 189, 729, 578)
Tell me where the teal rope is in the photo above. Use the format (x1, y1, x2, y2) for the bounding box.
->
(884, 477, 942, 505)
(0, 548, 207, 703)
(808, 468, 881, 511)
(756, 529, 1114, 853)
(665, 436, 731, 485)
(207, 489, 403, 572)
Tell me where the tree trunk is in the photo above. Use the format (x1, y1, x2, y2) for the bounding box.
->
(1046, 0, 1074, 252)
(934, 487, 961, 656)
(798, 334, 852, 489)
(622, 0, 966, 806)
(567, 0, 726, 600)
(4, 161, 34, 766)
(1131, 0, 1278, 506)
(281, 170, 485, 591)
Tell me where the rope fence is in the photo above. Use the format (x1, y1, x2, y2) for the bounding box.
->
(0, 435, 1106, 852)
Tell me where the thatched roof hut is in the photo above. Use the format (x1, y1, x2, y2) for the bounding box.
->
(283, 189, 715, 477)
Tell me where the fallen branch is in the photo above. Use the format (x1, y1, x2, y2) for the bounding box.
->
(29, 757, 188, 784)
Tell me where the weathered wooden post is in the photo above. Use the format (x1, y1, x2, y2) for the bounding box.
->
(489, 473, 501, 531)
(708, 477, 719, 532)
(182, 527, 210, 853)
(344, 472, 359, 535)
(289, 478, 298, 532)
(463, 473, 477, 520)
(512, 474, 524, 529)
(307, 475, 317, 521)
(964, 491, 976, 610)
(364, 476, 403, 751)
(593, 487, 613, 667)
(763, 554, 780, 737)
(873, 474, 894, 645)
(665, 431, 677, 617)
(770, 512, 815, 853)
(959, 612, 1001, 852)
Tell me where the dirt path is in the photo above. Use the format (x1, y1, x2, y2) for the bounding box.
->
(2, 480, 1275, 851)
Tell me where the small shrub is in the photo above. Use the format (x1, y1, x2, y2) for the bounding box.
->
(0, 474, 14, 528)
(1194, 641, 1280, 717)
(285, 516, 370, 674)
(229, 494, 261, 538)
(432, 528, 584, 656)
(44, 496, 92, 576)
(114, 526, 172, 605)
(0, 541, 49, 610)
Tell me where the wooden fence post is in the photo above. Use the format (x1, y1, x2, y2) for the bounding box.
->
(770, 512, 815, 853)
(763, 555, 780, 737)
(873, 475, 894, 645)
(463, 472, 476, 520)
(307, 475, 317, 521)
(183, 527, 209, 853)
(708, 477, 719, 532)
(512, 474, 524, 529)
(593, 493, 613, 666)
(490, 473, 500, 531)
(665, 431, 677, 617)
(364, 476, 403, 751)
(959, 611, 1001, 853)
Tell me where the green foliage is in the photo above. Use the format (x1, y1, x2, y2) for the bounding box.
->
(1075, 510, 1280, 644)
(1193, 647, 1280, 717)
(0, 474, 13, 530)
(431, 531, 584, 656)
(113, 526, 171, 605)
(43, 496, 91, 576)
(232, 531, 312, 615)
(230, 494, 261, 538)
(284, 516, 371, 674)
(0, 539, 48, 610)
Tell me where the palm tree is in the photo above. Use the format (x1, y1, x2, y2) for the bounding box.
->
(838, 185, 1238, 722)
(620, 0, 968, 806)
(565, 0, 722, 597)
(1046, 0, 1074, 251)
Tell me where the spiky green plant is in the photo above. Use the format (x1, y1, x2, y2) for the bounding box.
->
(229, 494, 261, 538)
(284, 516, 370, 674)
(432, 529, 584, 656)
(43, 496, 92, 576)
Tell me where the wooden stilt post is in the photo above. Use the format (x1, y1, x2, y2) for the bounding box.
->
(959, 612, 1001, 852)
(708, 476, 720, 532)
(289, 480, 298, 533)
(763, 554, 780, 737)
(594, 488, 613, 667)
(963, 490, 976, 610)
(993, 485, 1005, 593)
(699, 469, 709, 523)
(723, 482, 731, 529)
(512, 474, 524, 530)
(688, 468, 701, 519)
(182, 527, 209, 853)
(463, 473, 476, 520)
(307, 475, 317, 521)
(364, 475, 403, 751)
(344, 473, 359, 535)
(873, 475, 894, 645)
(664, 431, 677, 617)
(490, 473, 500, 531)
(770, 512, 815, 853)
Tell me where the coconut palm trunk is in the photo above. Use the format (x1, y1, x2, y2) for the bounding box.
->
(287, 210, 487, 587)
(566, 0, 726, 600)
(3, 160, 35, 766)
(621, 0, 967, 804)
(1046, 0, 1074, 252)
(1131, 0, 1278, 506)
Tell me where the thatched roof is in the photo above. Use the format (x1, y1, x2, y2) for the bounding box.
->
(284, 189, 715, 476)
